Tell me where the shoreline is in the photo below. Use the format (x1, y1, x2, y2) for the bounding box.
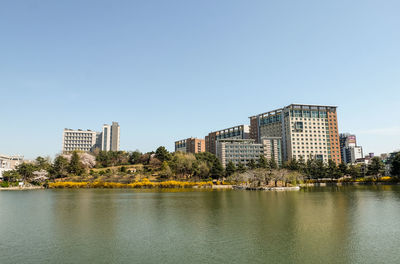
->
(0, 186, 45, 191)
(1, 181, 399, 191)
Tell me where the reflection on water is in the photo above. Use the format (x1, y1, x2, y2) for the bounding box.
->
(1, 186, 400, 264)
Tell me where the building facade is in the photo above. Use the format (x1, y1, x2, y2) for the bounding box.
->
(340, 133, 363, 164)
(62, 121, 120, 153)
(175, 139, 187, 153)
(249, 104, 341, 164)
(216, 138, 282, 168)
(0, 155, 24, 179)
(205, 125, 249, 155)
(261, 137, 282, 166)
(62, 129, 99, 153)
(174, 138, 205, 153)
(110, 122, 120, 151)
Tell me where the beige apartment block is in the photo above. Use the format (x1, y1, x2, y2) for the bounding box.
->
(175, 137, 205, 153)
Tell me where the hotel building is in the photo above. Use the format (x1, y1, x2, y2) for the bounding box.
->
(249, 104, 341, 164)
(174, 137, 205, 153)
(205, 125, 250, 155)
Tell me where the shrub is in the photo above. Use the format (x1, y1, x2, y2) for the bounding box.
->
(1, 181, 10, 188)
(48, 179, 213, 189)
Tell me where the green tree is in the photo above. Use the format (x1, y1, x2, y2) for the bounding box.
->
(155, 146, 171, 162)
(35, 156, 51, 171)
(286, 158, 299, 171)
(2, 170, 20, 182)
(297, 156, 306, 173)
(390, 153, 400, 177)
(69, 151, 84, 176)
(348, 164, 360, 179)
(338, 162, 348, 176)
(160, 161, 173, 178)
(247, 159, 256, 170)
(326, 159, 340, 179)
(129, 151, 142, 164)
(225, 161, 236, 176)
(367, 157, 385, 178)
(16, 163, 37, 182)
(210, 159, 224, 179)
(51, 155, 69, 178)
(169, 152, 196, 178)
(269, 159, 278, 170)
(196, 161, 210, 179)
(237, 162, 246, 173)
(257, 155, 268, 169)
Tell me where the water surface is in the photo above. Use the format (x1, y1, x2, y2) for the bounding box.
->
(1, 186, 400, 263)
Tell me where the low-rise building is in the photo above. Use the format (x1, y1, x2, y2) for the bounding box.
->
(174, 137, 205, 153)
(0, 155, 24, 179)
(205, 125, 249, 155)
(216, 138, 282, 168)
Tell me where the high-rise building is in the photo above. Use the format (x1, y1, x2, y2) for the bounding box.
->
(216, 138, 282, 168)
(249, 104, 341, 164)
(205, 125, 249, 155)
(174, 138, 205, 153)
(102, 124, 111, 151)
(340, 133, 363, 164)
(62, 121, 120, 153)
(110, 122, 120, 151)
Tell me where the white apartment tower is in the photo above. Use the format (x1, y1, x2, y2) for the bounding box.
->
(102, 124, 111, 151)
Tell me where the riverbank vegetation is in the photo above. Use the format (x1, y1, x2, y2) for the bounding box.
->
(1, 147, 399, 189)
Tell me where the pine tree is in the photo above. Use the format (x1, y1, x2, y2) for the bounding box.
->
(247, 159, 256, 170)
(257, 155, 268, 168)
(225, 161, 236, 176)
(69, 151, 84, 176)
(391, 153, 400, 177)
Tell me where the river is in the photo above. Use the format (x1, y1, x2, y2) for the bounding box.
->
(1, 186, 399, 263)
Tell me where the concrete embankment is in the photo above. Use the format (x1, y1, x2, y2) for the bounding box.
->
(233, 185, 300, 191)
(0, 186, 45, 191)
(300, 182, 400, 187)
(212, 185, 233, 189)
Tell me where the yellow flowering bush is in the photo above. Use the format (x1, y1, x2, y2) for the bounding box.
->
(49, 180, 213, 189)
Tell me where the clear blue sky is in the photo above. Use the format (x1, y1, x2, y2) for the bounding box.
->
(1, 0, 400, 159)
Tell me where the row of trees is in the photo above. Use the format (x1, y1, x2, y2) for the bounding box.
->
(3, 148, 399, 184)
(283, 156, 391, 179)
(2, 152, 93, 182)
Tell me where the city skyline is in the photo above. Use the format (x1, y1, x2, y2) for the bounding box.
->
(1, 0, 400, 159)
